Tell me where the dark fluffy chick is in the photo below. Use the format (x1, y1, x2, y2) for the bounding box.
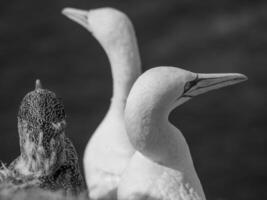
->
(0, 80, 85, 195)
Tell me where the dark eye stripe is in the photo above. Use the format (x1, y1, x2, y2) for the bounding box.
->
(184, 75, 199, 93)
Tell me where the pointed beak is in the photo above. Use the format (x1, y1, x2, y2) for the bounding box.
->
(35, 79, 42, 90)
(183, 73, 247, 97)
(62, 7, 90, 31)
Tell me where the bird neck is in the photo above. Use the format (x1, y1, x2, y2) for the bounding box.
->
(127, 98, 193, 167)
(127, 105, 206, 199)
(127, 99, 168, 158)
(110, 96, 127, 113)
(101, 28, 141, 108)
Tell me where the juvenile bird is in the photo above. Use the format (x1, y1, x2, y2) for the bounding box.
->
(118, 67, 247, 200)
(0, 80, 85, 195)
(62, 7, 141, 200)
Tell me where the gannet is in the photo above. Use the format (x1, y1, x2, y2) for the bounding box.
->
(0, 80, 85, 194)
(62, 7, 141, 199)
(118, 67, 247, 200)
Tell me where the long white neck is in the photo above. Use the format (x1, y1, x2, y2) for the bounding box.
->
(126, 93, 206, 199)
(126, 102, 206, 198)
(95, 19, 141, 109)
(126, 99, 188, 166)
(108, 39, 141, 107)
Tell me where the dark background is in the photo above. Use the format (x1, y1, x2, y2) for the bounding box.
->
(0, 0, 266, 199)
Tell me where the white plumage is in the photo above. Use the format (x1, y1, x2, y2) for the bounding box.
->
(62, 7, 141, 200)
(118, 67, 247, 200)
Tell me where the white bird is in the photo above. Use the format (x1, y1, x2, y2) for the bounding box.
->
(62, 7, 141, 199)
(118, 67, 247, 200)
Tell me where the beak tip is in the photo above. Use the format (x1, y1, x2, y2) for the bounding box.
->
(61, 8, 72, 17)
(237, 73, 248, 82)
(243, 75, 248, 81)
(60, 7, 90, 30)
(35, 79, 42, 90)
(61, 9, 66, 15)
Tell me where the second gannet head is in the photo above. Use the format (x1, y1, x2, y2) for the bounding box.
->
(125, 67, 247, 160)
(62, 7, 141, 103)
(62, 7, 134, 48)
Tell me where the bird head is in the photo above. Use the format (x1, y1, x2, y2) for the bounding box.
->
(17, 80, 66, 173)
(125, 67, 247, 152)
(62, 7, 136, 49)
(127, 67, 247, 115)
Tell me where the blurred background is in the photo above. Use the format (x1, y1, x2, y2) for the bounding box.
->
(0, 0, 266, 199)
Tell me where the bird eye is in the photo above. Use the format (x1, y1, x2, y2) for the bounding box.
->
(184, 77, 199, 93)
(184, 82, 192, 93)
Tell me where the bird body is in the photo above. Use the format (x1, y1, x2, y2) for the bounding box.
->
(118, 67, 247, 200)
(83, 106, 133, 199)
(0, 80, 84, 194)
(119, 151, 202, 200)
(62, 7, 141, 199)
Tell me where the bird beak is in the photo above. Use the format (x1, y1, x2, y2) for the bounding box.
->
(62, 8, 90, 30)
(35, 79, 42, 90)
(183, 73, 247, 97)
